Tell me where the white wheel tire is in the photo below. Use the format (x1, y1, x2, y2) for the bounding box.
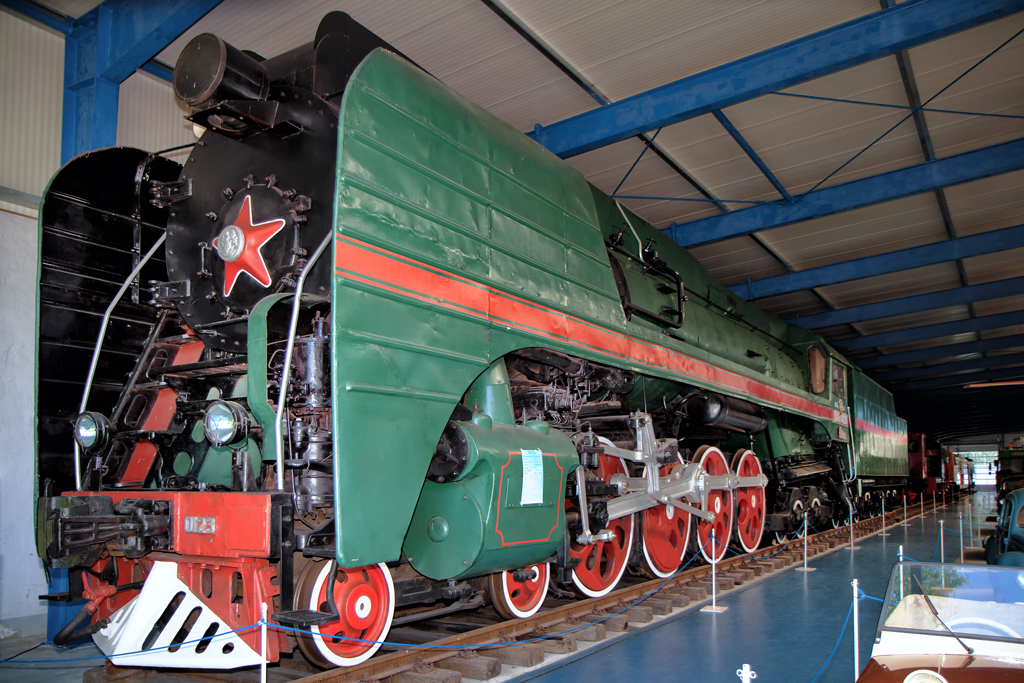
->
(308, 562, 395, 667)
(776, 499, 804, 544)
(640, 455, 690, 578)
(500, 563, 549, 618)
(571, 513, 635, 597)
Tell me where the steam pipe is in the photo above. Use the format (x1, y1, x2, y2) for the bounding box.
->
(274, 231, 333, 490)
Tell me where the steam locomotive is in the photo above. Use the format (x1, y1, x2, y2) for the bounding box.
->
(34, 13, 908, 670)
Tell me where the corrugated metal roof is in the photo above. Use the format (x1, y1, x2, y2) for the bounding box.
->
(964, 246, 1024, 284)
(38, 0, 100, 19)
(945, 169, 1024, 237)
(13, 0, 1024, 438)
(504, 0, 878, 101)
(911, 17, 1024, 157)
(818, 263, 963, 308)
(760, 195, 948, 271)
(688, 236, 788, 286)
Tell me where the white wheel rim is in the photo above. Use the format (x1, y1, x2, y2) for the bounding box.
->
(501, 563, 549, 618)
(573, 437, 634, 597)
(733, 451, 765, 554)
(697, 446, 732, 563)
(640, 454, 690, 578)
(776, 499, 803, 544)
(309, 562, 395, 667)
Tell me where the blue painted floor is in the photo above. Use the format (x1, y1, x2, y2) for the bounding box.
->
(516, 491, 996, 683)
(0, 493, 995, 683)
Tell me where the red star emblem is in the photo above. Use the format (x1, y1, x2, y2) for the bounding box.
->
(212, 195, 286, 297)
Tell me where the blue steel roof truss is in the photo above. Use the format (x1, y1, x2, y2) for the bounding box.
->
(5, 0, 1021, 440)
(525, 0, 1024, 437)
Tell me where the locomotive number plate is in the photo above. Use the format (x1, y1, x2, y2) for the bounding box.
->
(184, 516, 216, 534)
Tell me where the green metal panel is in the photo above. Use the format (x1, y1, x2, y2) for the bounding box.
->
(851, 370, 908, 477)
(329, 49, 866, 567)
(403, 419, 577, 580)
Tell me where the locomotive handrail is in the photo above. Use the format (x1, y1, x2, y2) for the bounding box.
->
(75, 232, 167, 490)
(273, 230, 334, 490)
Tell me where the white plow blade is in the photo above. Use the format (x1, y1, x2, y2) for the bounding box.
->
(94, 561, 262, 669)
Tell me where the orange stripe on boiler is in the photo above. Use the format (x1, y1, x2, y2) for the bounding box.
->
(334, 235, 834, 422)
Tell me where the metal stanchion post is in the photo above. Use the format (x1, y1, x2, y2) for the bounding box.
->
(969, 502, 975, 548)
(898, 545, 904, 603)
(852, 578, 861, 682)
(902, 494, 907, 526)
(797, 514, 815, 572)
(737, 664, 757, 682)
(959, 513, 964, 563)
(260, 602, 268, 683)
(933, 491, 937, 514)
(701, 528, 727, 613)
(846, 507, 859, 550)
(939, 520, 945, 563)
(879, 498, 889, 537)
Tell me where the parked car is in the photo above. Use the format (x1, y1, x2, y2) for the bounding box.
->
(985, 488, 1024, 566)
(857, 562, 1024, 682)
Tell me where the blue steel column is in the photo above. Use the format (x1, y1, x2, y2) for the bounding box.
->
(62, 5, 119, 164)
(55, 0, 222, 163)
(0, 0, 222, 645)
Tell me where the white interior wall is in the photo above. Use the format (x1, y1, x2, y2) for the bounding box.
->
(0, 209, 49, 636)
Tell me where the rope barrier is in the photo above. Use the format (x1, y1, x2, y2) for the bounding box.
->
(6, 501, 979, 669)
(3, 541, 715, 665)
(808, 602, 853, 683)
(0, 623, 262, 664)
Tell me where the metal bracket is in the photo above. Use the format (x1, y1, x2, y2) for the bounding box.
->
(149, 178, 192, 208)
(573, 466, 617, 546)
(147, 279, 191, 307)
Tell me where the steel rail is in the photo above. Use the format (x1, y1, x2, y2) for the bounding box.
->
(95, 497, 956, 683)
(298, 504, 928, 683)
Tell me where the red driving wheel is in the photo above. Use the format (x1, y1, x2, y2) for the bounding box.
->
(568, 446, 634, 597)
(694, 445, 733, 563)
(731, 449, 766, 553)
(640, 455, 691, 577)
(295, 560, 394, 668)
(489, 563, 550, 619)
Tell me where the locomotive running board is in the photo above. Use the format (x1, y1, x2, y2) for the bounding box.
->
(93, 562, 262, 669)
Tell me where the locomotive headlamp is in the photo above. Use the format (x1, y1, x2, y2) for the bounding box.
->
(74, 411, 110, 452)
(173, 33, 270, 110)
(203, 400, 249, 446)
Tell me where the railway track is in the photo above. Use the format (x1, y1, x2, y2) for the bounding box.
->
(84, 498, 959, 683)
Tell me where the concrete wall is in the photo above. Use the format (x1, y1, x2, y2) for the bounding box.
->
(0, 208, 48, 637)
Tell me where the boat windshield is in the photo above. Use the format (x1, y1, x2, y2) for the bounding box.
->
(879, 563, 1024, 642)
